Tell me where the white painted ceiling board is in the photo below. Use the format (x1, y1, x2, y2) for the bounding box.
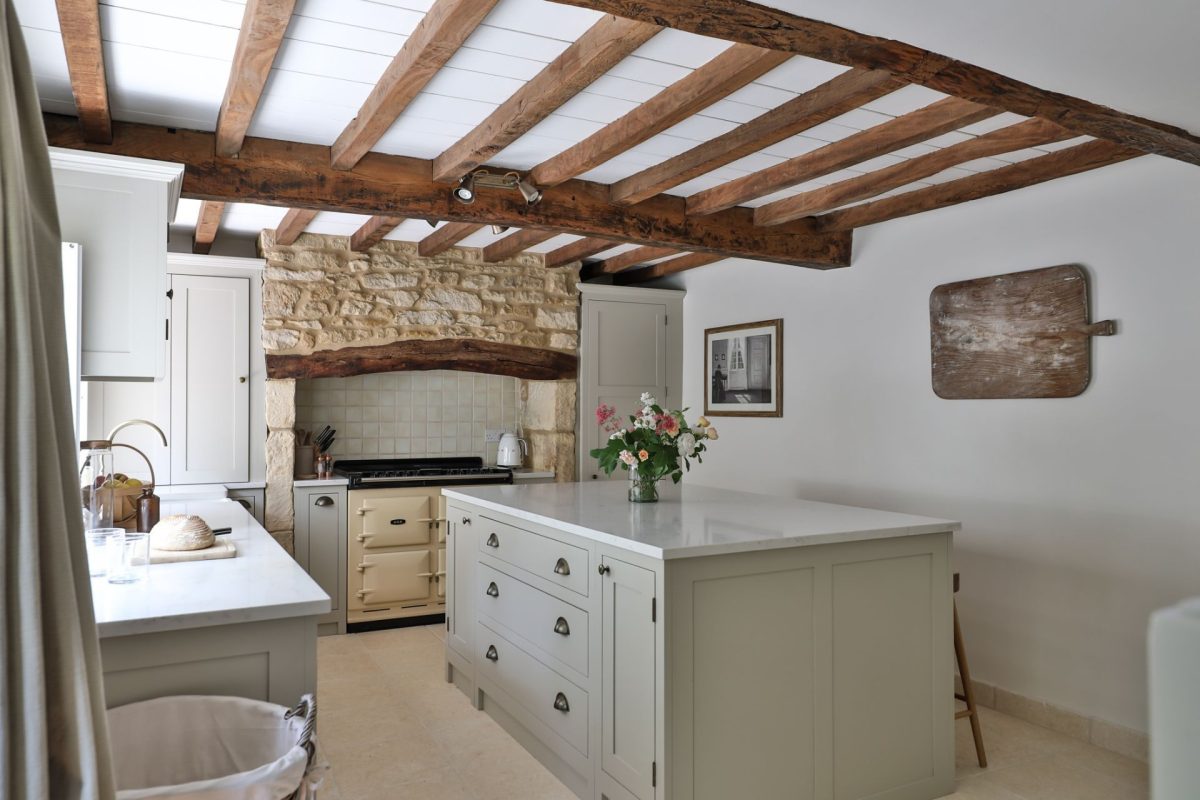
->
(99, 4, 240, 61)
(860, 85, 950, 116)
(477, 0, 602, 41)
(104, 0, 247, 28)
(761, 0, 1200, 131)
(627, 27, 732, 69)
(960, 112, 1030, 136)
(1035, 135, 1095, 152)
(753, 55, 848, 92)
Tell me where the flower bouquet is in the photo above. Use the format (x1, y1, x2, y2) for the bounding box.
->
(589, 392, 718, 503)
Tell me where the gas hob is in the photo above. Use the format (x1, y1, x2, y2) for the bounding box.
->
(333, 457, 514, 489)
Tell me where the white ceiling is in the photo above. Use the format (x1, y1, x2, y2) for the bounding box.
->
(16, 0, 1193, 254)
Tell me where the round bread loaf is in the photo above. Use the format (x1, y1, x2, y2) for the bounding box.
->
(150, 514, 214, 551)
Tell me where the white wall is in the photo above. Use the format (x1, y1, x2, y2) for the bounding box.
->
(668, 155, 1200, 734)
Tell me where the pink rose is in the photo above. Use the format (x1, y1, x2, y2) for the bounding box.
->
(656, 414, 680, 437)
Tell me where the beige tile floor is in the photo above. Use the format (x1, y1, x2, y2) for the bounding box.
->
(314, 626, 1148, 800)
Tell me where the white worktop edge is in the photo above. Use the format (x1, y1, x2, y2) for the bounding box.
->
(442, 486, 960, 560)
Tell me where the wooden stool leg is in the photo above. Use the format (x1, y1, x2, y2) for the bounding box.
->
(953, 600, 988, 767)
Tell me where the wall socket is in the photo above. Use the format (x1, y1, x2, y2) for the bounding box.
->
(485, 428, 507, 443)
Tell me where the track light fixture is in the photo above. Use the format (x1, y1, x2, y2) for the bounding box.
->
(452, 172, 476, 204)
(450, 170, 543, 206)
(516, 177, 542, 205)
(491, 225, 510, 235)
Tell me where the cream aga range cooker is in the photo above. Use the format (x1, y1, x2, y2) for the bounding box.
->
(334, 457, 513, 630)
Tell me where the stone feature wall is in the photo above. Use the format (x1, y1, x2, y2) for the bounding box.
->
(259, 231, 580, 551)
(259, 231, 580, 355)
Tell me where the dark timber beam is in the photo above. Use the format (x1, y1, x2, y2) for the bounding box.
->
(529, 44, 792, 188)
(42, 114, 852, 268)
(814, 139, 1141, 230)
(266, 339, 578, 381)
(755, 117, 1074, 225)
(610, 68, 902, 205)
(432, 15, 661, 183)
(330, 0, 500, 170)
(215, 0, 297, 156)
(350, 215, 406, 251)
(192, 200, 225, 254)
(55, 0, 111, 143)
(687, 96, 998, 216)
(549, 0, 1200, 166)
(274, 208, 317, 245)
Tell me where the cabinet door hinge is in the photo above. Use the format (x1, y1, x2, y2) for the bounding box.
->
(651, 597, 656, 622)
(652, 761, 657, 787)
(446, 615, 450, 630)
(166, 288, 174, 299)
(164, 318, 169, 340)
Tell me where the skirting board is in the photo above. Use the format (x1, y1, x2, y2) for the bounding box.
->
(956, 676, 1148, 763)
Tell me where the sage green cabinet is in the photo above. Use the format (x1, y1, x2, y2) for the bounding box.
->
(293, 486, 347, 636)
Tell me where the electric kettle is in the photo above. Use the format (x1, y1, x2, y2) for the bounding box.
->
(496, 433, 527, 468)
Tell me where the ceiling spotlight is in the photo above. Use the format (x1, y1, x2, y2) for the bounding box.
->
(517, 177, 542, 205)
(491, 225, 510, 235)
(425, 218, 438, 228)
(452, 172, 476, 204)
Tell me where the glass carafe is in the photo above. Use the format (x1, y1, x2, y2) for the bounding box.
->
(80, 439, 117, 530)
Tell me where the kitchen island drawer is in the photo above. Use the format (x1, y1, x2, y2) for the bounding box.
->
(475, 620, 589, 757)
(477, 515, 589, 597)
(478, 563, 589, 677)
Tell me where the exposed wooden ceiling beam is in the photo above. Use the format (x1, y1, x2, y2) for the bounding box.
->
(610, 69, 902, 205)
(815, 140, 1141, 231)
(593, 245, 678, 274)
(482, 229, 557, 262)
(550, 0, 1200, 167)
(614, 252, 725, 284)
(431, 16, 660, 183)
(330, 0, 500, 170)
(274, 208, 318, 245)
(43, 114, 851, 268)
(529, 44, 793, 188)
(192, 201, 225, 254)
(215, 0, 297, 157)
(350, 215, 406, 251)
(755, 117, 1075, 225)
(55, 0, 111, 143)
(542, 236, 618, 268)
(688, 96, 998, 216)
(418, 222, 484, 257)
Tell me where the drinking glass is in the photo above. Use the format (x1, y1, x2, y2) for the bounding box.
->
(107, 529, 148, 584)
(85, 527, 118, 577)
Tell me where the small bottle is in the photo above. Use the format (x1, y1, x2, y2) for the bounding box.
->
(136, 487, 160, 533)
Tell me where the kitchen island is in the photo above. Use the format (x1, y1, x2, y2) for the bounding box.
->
(93, 498, 330, 708)
(442, 481, 960, 800)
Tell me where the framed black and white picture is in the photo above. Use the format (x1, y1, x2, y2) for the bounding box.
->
(704, 319, 783, 417)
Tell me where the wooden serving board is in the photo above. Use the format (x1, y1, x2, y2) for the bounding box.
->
(141, 538, 237, 565)
(930, 265, 1115, 399)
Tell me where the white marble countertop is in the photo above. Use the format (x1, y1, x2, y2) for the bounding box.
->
(91, 499, 330, 638)
(293, 477, 349, 487)
(444, 482, 960, 560)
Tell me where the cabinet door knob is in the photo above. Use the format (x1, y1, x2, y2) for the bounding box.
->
(485, 645, 498, 662)
(553, 557, 571, 576)
(553, 617, 570, 636)
(486, 532, 499, 548)
(239, 376, 247, 384)
(553, 692, 570, 713)
(314, 496, 334, 507)
(485, 582, 499, 598)
(461, 517, 471, 525)
(597, 564, 610, 576)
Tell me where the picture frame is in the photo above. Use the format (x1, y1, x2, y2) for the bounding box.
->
(704, 319, 783, 417)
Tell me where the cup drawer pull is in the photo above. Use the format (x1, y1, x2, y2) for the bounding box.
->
(485, 645, 498, 662)
(486, 582, 499, 598)
(553, 557, 571, 576)
(553, 692, 570, 713)
(486, 533, 499, 548)
(553, 617, 570, 636)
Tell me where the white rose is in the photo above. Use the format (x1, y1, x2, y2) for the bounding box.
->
(677, 432, 697, 458)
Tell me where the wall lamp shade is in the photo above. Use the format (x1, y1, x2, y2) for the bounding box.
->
(453, 173, 476, 204)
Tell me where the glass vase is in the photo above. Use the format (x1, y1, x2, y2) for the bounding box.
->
(628, 466, 660, 503)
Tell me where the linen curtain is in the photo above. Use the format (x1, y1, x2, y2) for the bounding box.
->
(0, 1, 116, 797)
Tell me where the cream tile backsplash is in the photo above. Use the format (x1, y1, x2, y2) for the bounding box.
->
(295, 370, 521, 462)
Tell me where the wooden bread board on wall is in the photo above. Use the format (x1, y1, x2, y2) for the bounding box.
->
(930, 264, 1115, 399)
